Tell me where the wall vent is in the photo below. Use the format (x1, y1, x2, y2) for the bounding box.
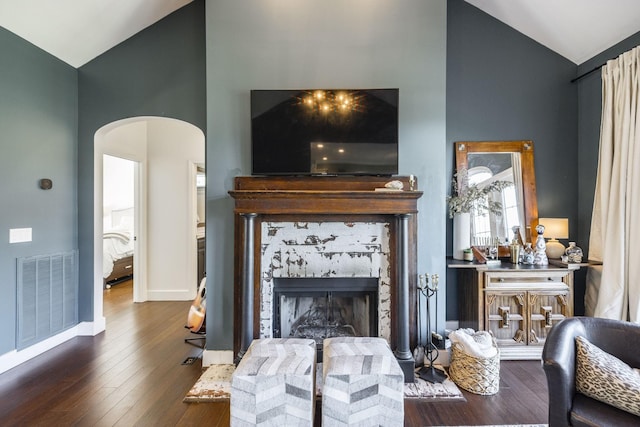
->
(16, 251, 78, 349)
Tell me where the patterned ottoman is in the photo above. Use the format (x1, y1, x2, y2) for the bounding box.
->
(230, 338, 316, 427)
(322, 337, 404, 427)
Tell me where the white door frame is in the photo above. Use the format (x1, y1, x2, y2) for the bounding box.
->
(186, 161, 199, 296)
(93, 119, 149, 330)
(98, 155, 147, 297)
(93, 117, 204, 329)
(100, 154, 146, 302)
(132, 159, 147, 302)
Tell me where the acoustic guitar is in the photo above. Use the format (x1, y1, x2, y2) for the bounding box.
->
(186, 277, 206, 333)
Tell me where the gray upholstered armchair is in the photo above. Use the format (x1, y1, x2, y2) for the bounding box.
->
(542, 317, 640, 427)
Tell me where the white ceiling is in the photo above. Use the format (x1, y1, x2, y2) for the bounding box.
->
(465, 0, 640, 64)
(0, 1, 639, 68)
(0, 0, 192, 68)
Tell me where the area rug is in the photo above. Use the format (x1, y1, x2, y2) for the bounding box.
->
(184, 364, 234, 402)
(184, 364, 465, 402)
(403, 371, 465, 401)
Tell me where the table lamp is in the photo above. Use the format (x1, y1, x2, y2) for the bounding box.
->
(538, 218, 568, 259)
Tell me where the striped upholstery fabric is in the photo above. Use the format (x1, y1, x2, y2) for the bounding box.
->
(322, 337, 404, 427)
(231, 338, 316, 427)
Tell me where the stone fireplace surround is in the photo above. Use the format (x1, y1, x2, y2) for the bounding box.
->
(229, 176, 422, 382)
(261, 221, 391, 343)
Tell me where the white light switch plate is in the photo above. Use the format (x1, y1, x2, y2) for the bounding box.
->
(10, 228, 32, 243)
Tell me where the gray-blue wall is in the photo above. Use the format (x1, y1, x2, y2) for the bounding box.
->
(205, 0, 448, 350)
(77, 0, 206, 321)
(446, 0, 579, 318)
(0, 27, 78, 354)
(4, 0, 640, 361)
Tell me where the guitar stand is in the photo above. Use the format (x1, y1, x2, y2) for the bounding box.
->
(184, 327, 206, 349)
(185, 277, 207, 349)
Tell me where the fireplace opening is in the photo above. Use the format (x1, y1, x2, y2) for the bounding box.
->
(273, 277, 378, 353)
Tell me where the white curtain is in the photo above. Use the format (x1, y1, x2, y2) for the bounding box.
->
(589, 45, 640, 322)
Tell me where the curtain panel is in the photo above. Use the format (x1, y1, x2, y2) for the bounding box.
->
(589, 45, 640, 322)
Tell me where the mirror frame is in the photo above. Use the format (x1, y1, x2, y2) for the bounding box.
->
(455, 140, 538, 242)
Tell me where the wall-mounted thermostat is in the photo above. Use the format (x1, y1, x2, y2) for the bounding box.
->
(39, 179, 53, 190)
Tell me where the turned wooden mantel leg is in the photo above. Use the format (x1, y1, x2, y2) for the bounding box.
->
(235, 212, 257, 365)
(395, 213, 415, 382)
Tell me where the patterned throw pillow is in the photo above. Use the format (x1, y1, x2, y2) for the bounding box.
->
(575, 336, 640, 417)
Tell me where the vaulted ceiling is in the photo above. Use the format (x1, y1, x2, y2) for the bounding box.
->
(0, 0, 192, 68)
(1, 1, 640, 68)
(466, 0, 640, 64)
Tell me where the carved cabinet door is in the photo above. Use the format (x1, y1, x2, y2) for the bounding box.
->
(527, 289, 570, 347)
(484, 290, 527, 348)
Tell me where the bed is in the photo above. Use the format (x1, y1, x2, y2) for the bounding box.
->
(103, 230, 134, 286)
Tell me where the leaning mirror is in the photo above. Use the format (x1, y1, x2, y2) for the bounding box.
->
(455, 140, 538, 245)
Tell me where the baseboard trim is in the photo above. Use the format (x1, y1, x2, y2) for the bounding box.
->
(434, 348, 451, 367)
(77, 318, 106, 336)
(415, 348, 451, 367)
(0, 320, 105, 375)
(202, 350, 234, 367)
(499, 346, 543, 360)
(146, 290, 191, 301)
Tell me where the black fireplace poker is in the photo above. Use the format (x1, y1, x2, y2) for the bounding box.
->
(417, 273, 447, 383)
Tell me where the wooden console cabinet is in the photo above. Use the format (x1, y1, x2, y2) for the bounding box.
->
(449, 260, 575, 359)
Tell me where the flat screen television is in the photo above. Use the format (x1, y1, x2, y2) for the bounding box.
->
(251, 89, 399, 176)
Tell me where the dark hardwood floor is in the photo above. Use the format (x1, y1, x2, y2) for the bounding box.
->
(0, 280, 549, 426)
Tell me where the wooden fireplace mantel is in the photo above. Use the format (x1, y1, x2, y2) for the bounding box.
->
(228, 175, 422, 382)
(229, 175, 423, 215)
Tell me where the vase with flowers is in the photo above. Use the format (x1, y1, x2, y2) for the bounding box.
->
(448, 169, 512, 260)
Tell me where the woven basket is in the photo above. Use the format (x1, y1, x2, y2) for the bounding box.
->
(449, 342, 500, 395)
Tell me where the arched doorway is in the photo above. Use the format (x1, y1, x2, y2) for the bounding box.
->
(93, 117, 205, 324)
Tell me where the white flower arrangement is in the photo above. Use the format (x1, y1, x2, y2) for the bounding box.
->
(447, 169, 513, 219)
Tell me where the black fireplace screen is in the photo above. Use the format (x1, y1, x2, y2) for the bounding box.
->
(273, 277, 378, 347)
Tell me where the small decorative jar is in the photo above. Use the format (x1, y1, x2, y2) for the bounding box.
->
(509, 242, 521, 264)
(463, 248, 474, 262)
(511, 225, 522, 245)
(565, 242, 583, 263)
(522, 243, 535, 265)
(533, 224, 548, 266)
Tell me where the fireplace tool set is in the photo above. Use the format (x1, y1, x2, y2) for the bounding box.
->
(416, 273, 447, 383)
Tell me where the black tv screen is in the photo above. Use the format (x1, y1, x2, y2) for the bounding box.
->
(251, 89, 399, 176)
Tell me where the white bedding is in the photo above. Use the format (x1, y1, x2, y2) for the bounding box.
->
(585, 265, 603, 317)
(103, 231, 134, 278)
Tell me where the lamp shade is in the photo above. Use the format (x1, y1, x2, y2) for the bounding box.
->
(538, 218, 568, 239)
(539, 218, 569, 259)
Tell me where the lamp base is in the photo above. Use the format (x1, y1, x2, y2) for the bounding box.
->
(546, 239, 566, 259)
